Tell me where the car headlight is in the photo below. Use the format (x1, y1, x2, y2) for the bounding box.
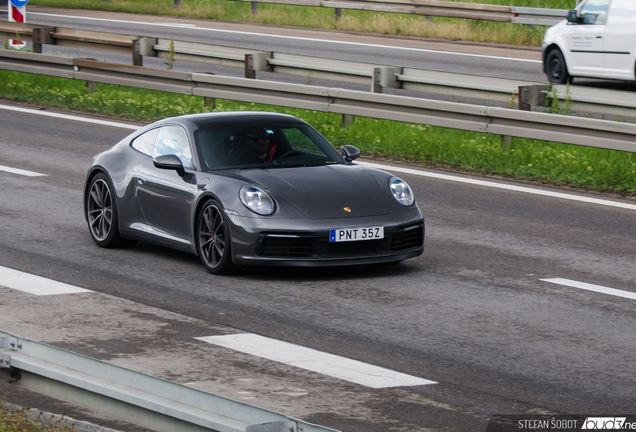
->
(389, 177, 414, 206)
(240, 186, 276, 215)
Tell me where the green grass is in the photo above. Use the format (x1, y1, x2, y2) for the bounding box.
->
(27, 0, 576, 46)
(2, 70, 635, 195)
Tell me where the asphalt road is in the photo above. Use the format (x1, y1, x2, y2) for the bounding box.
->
(1, 102, 635, 431)
(22, 6, 546, 83)
(8, 6, 635, 96)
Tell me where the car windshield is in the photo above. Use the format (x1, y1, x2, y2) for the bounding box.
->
(195, 123, 343, 170)
(578, 0, 610, 24)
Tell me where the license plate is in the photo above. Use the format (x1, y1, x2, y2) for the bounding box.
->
(329, 226, 384, 242)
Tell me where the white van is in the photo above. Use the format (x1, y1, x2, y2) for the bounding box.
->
(542, 0, 636, 83)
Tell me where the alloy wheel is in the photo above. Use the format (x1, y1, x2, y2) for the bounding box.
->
(87, 179, 113, 241)
(198, 204, 226, 268)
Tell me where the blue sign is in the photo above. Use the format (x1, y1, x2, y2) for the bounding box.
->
(11, 0, 29, 7)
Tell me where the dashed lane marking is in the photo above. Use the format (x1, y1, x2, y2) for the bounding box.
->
(0, 265, 92, 296)
(0, 164, 47, 177)
(196, 333, 437, 389)
(541, 278, 636, 301)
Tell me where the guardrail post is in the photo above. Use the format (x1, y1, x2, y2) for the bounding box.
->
(518, 84, 549, 111)
(175, 0, 181, 5)
(342, 114, 355, 128)
(204, 97, 216, 109)
(372, 67, 401, 93)
(133, 38, 157, 67)
(501, 135, 512, 149)
(245, 52, 272, 79)
(32, 27, 54, 54)
(335, 8, 342, 20)
(87, 81, 97, 94)
(132, 38, 143, 67)
(251, 2, 258, 15)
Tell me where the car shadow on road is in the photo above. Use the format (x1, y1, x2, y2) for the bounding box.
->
(237, 260, 420, 282)
(128, 241, 423, 282)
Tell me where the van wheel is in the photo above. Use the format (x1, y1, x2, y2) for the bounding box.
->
(546, 49, 571, 84)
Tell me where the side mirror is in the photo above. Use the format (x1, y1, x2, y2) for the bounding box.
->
(153, 154, 185, 175)
(341, 145, 360, 163)
(567, 9, 578, 23)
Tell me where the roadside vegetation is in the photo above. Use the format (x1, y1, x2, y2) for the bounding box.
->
(27, 0, 575, 46)
(1, 70, 635, 196)
(0, 404, 78, 432)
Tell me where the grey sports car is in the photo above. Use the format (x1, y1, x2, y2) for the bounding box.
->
(84, 112, 424, 274)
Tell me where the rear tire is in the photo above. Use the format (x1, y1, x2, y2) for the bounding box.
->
(546, 49, 571, 84)
(197, 200, 237, 275)
(86, 172, 129, 248)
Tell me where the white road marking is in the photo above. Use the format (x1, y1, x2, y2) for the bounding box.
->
(196, 333, 436, 388)
(541, 278, 636, 301)
(0, 105, 140, 130)
(0, 265, 92, 296)
(3, 104, 634, 212)
(359, 161, 636, 212)
(28, 12, 541, 63)
(0, 164, 47, 177)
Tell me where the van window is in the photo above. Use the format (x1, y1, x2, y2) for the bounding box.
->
(579, 0, 611, 25)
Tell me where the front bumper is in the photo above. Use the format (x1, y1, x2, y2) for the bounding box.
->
(227, 209, 424, 267)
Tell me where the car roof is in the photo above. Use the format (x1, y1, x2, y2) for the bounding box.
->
(155, 111, 306, 129)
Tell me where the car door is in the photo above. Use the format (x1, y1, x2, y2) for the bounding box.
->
(566, 0, 610, 77)
(135, 125, 198, 245)
(602, 0, 636, 80)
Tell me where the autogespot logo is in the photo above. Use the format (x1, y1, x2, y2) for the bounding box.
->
(582, 418, 628, 430)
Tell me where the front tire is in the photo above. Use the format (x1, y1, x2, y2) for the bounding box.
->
(197, 200, 236, 275)
(86, 172, 127, 248)
(546, 49, 571, 84)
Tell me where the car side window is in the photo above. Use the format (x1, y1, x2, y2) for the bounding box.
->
(131, 128, 159, 156)
(579, 0, 611, 25)
(152, 126, 193, 169)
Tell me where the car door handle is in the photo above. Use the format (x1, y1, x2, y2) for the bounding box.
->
(596, 36, 602, 38)
(137, 177, 147, 185)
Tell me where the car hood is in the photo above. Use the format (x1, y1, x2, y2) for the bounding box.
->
(238, 164, 390, 219)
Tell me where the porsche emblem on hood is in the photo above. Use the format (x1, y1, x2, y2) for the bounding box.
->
(344, 207, 352, 213)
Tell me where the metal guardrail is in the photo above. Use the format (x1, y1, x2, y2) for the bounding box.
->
(0, 22, 144, 65)
(1, 49, 636, 153)
(1, 23, 635, 119)
(229, 0, 569, 25)
(510, 6, 570, 26)
(142, 37, 636, 119)
(0, 331, 340, 432)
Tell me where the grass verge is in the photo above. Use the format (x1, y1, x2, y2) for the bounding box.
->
(26, 0, 573, 46)
(1, 70, 635, 196)
(0, 404, 78, 432)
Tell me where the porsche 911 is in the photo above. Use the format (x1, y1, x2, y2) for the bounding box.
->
(84, 112, 424, 274)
